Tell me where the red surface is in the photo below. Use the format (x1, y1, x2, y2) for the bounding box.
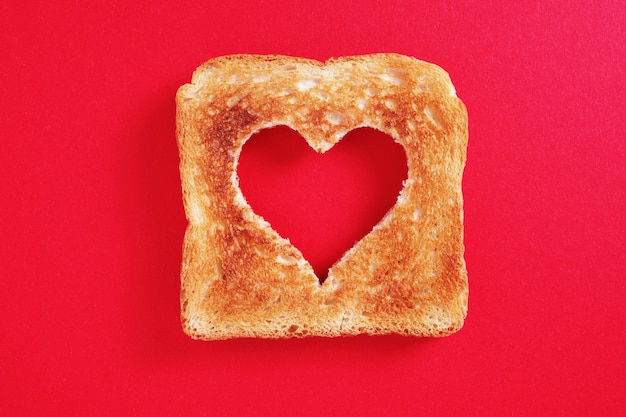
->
(1, 1, 625, 416)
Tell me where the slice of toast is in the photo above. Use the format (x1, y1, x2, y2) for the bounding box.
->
(176, 54, 468, 340)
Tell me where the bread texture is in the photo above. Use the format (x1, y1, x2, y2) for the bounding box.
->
(176, 54, 468, 340)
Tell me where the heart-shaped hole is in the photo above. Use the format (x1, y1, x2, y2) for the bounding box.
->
(237, 126, 408, 283)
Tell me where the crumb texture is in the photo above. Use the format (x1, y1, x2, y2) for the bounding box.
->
(176, 54, 468, 340)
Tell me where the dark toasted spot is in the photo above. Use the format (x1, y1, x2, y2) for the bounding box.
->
(208, 104, 258, 149)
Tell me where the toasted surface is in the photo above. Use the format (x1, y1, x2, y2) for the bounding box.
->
(176, 54, 468, 339)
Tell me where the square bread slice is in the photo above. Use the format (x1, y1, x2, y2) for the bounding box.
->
(176, 54, 468, 339)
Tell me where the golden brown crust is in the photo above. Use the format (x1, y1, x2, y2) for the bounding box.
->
(176, 54, 468, 339)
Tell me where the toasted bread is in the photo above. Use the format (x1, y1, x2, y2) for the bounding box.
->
(176, 54, 468, 339)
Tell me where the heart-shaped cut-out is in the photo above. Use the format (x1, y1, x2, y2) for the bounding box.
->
(238, 126, 408, 281)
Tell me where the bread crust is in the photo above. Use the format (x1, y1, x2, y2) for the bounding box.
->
(176, 54, 468, 339)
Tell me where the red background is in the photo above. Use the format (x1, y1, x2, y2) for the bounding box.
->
(2, 1, 625, 415)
